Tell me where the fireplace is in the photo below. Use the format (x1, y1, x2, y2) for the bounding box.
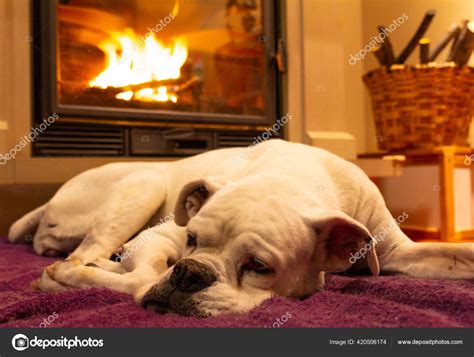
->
(32, 0, 283, 156)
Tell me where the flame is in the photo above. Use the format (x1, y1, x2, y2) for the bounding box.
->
(89, 28, 188, 103)
(135, 87, 178, 103)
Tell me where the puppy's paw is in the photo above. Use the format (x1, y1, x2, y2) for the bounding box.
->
(36, 270, 69, 292)
(45, 258, 84, 287)
(45, 261, 63, 277)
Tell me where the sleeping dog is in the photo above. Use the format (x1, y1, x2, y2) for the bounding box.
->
(8, 140, 474, 316)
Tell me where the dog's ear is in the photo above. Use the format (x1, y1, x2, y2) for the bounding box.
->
(174, 178, 224, 226)
(304, 208, 379, 276)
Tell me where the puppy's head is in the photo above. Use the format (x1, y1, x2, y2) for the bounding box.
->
(138, 175, 379, 317)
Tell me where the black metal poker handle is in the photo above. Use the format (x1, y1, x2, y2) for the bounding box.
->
(395, 10, 436, 64)
(377, 26, 395, 66)
(447, 21, 474, 65)
(429, 24, 461, 62)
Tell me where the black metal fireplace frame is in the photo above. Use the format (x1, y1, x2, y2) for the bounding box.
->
(32, 0, 281, 127)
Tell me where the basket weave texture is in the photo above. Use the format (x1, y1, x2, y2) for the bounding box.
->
(363, 65, 474, 151)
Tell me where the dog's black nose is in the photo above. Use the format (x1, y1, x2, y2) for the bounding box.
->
(170, 259, 217, 293)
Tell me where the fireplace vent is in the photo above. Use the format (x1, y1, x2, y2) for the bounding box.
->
(34, 124, 125, 156)
(217, 132, 266, 148)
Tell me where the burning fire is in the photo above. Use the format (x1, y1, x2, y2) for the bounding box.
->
(89, 29, 187, 103)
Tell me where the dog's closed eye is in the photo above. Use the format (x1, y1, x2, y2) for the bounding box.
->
(238, 257, 274, 284)
(242, 257, 274, 276)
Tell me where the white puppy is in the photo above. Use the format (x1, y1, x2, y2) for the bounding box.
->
(8, 140, 474, 317)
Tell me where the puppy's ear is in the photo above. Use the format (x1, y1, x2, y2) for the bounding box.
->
(174, 178, 224, 226)
(304, 208, 379, 276)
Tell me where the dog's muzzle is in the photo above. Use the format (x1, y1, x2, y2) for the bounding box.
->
(141, 259, 217, 316)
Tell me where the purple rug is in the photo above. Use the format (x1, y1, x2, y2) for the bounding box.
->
(1, 236, 473, 328)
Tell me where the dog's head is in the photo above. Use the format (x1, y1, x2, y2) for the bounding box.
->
(138, 175, 379, 317)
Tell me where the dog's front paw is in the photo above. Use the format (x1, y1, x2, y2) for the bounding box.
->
(36, 269, 68, 292)
(44, 258, 84, 288)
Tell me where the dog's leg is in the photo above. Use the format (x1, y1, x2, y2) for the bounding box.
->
(354, 185, 474, 280)
(40, 221, 185, 293)
(45, 259, 162, 294)
(39, 172, 168, 289)
(68, 172, 168, 264)
(380, 239, 474, 279)
(40, 228, 185, 294)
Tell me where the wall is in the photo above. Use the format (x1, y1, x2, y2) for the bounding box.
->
(0, 184, 61, 236)
(292, 0, 367, 158)
(0, 0, 32, 186)
(0, 0, 12, 169)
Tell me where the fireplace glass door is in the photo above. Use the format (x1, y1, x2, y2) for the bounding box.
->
(38, 0, 278, 124)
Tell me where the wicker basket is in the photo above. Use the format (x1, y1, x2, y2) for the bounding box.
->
(363, 64, 474, 151)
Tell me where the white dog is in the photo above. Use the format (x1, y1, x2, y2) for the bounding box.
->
(8, 140, 474, 317)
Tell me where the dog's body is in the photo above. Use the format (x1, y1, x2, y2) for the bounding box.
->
(8, 140, 474, 316)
